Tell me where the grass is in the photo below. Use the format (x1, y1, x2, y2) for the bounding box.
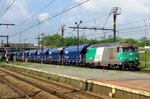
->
(8, 61, 36, 67)
(0, 61, 6, 66)
(140, 50, 150, 68)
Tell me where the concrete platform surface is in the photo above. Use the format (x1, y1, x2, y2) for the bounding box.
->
(8, 63, 150, 93)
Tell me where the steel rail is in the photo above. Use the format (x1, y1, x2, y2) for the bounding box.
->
(0, 77, 32, 99)
(0, 68, 80, 99)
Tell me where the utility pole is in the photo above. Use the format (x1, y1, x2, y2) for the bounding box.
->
(0, 23, 15, 62)
(0, 35, 9, 45)
(144, 20, 147, 68)
(69, 7, 120, 43)
(61, 25, 65, 48)
(19, 32, 21, 43)
(41, 33, 44, 50)
(69, 21, 82, 66)
(61, 25, 65, 65)
(35, 35, 41, 49)
(112, 7, 121, 42)
(24, 38, 26, 50)
(0, 23, 15, 45)
(0, 35, 10, 62)
(23, 38, 26, 61)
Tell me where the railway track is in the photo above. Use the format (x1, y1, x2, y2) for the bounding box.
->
(0, 77, 31, 99)
(138, 69, 150, 73)
(0, 68, 108, 99)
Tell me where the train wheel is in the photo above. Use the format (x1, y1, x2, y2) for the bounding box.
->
(112, 65, 117, 70)
(129, 66, 136, 71)
(122, 65, 126, 70)
(108, 64, 112, 70)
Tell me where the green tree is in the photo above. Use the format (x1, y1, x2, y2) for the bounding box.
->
(100, 37, 122, 43)
(122, 38, 138, 46)
(40, 34, 62, 47)
(40, 34, 150, 48)
(138, 37, 150, 47)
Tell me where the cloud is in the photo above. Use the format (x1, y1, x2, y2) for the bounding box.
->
(73, 0, 150, 25)
(75, 0, 109, 12)
(38, 13, 49, 22)
(1, 0, 30, 23)
(75, 0, 150, 15)
(61, 15, 81, 24)
(2, 0, 150, 43)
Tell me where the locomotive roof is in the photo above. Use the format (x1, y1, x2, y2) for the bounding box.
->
(89, 42, 136, 48)
(90, 42, 120, 48)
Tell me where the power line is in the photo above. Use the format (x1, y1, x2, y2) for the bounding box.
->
(17, 0, 55, 25)
(0, 0, 15, 19)
(82, 13, 110, 25)
(67, 30, 75, 35)
(66, 13, 111, 34)
(118, 18, 150, 26)
(118, 28, 150, 34)
(103, 11, 112, 27)
(118, 24, 150, 31)
(10, 0, 90, 38)
(0, 0, 7, 15)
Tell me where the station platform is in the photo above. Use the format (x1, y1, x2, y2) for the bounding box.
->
(2, 63, 150, 99)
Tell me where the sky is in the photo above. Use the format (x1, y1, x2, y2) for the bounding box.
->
(0, 0, 150, 44)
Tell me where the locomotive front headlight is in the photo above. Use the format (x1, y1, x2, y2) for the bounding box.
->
(135, 58, 138, 60)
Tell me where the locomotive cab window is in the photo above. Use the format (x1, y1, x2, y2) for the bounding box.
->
(117, 47, 122, 52)
(122, 47, 137, 52)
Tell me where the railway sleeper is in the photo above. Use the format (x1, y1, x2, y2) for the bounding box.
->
(0, 68, 85, 99)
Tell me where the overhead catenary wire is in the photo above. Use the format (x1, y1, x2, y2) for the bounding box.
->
(70, 22, 150, 39)
(10, 0, 90, 38)
(0, 0, 15, 19)
(102, 11, 112, 27)
(82, 13, 110, 25)
(68, 20, 150, 40)
(17, 0, 56, 26)
(0, 0, 7, 16)
(8, 0, 150, 42)
(66, 12, 113, 37)
(118, 24, 150, 31)
(118, 18, 150, 26)
(118, 29, 150, 34)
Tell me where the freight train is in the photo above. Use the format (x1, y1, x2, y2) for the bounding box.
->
(11, 42, 140, 70)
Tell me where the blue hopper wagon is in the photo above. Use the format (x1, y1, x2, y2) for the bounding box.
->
(40, 48, 50, 63)
(64, 44, 90, 65)
(48, 48, 63, 64)
(28, 50, 38, 62)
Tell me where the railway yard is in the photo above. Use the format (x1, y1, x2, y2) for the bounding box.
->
(0, 64, 106, 99)
(0, 0, 150, 99)
(0, 62, 149, 99)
